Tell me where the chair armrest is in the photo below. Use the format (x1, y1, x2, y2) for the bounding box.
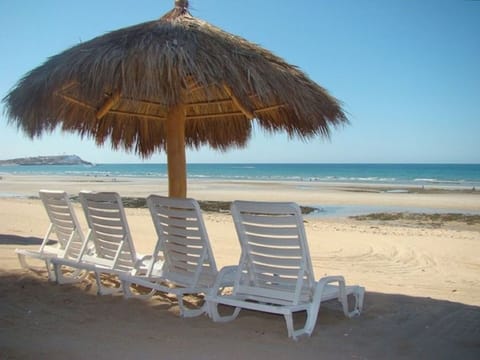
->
(133, 254, 159, 275)
(209, 265, 238, 296)
(313, 275, 362, 318)
(135, 253, 153, 263)
(313, 275, 346, 303)
(316, 275, 346, 288)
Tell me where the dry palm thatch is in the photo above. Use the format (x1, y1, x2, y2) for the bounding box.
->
(3, 0, 348, 197)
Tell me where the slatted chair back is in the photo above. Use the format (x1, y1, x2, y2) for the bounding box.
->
(39, 189, 85, 258)
(231, 200, 316, 306)
(79, 191, 137, 272)
(147, 195, 217, 287)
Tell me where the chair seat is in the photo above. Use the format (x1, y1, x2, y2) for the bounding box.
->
(16, 248, 59, 259)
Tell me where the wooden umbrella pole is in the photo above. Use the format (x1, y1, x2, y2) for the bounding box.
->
(166, 103, 187, 198)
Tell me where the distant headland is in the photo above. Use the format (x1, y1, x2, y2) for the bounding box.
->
(0, 155, 92, 166)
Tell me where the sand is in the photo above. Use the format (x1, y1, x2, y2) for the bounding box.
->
(1, 174, 479, 359)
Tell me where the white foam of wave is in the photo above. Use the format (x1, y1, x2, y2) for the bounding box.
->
(414, 178, 464, 184)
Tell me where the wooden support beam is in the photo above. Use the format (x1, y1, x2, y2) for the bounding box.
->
(255, 104, 285, 113)
(58, 81, 79, 93)
(57, 94, 95, 110)
(223, 85, 255, 120)
(96, 90, 121, 120)
(187, 98, 233, 107)
(186, 110, 244, 120)
(108, 110, 165, 121)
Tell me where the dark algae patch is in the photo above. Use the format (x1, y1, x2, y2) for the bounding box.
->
(351, 212, 480, 229)
(69, 196, 316, 215)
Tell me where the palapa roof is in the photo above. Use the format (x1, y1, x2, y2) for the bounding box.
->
(3, 0, 348, 158)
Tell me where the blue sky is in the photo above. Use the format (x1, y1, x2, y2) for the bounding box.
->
(1, 0, 479, 164)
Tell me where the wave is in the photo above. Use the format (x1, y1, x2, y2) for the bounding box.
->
(414, 178, 465, 184)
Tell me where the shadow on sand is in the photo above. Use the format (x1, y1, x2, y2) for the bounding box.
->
(0, 234, 46, 246)
(0, 270, 478, 360)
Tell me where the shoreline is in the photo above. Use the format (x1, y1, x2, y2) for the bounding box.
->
(1, 174, 479, 218)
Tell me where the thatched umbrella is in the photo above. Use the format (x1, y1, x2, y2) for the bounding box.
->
(3, 0, 347, 198)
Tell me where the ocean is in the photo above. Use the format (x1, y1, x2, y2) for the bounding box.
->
(1, 163, 479, 188)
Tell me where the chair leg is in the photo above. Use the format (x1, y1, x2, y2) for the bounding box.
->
(54, 264, 88, 284)
(177, 295, 207, 318)
(339, 291, 350, 317)
(303, 306, 320, 337)
(282, 311, 316, 340)
(351, 286, 365, 316)
(17, 253, 55, 280)
(17, 253, 29, 269)
(207, 301, 241, 322)
(339, 286, 365, 318)
(283, 313, 303, 340)
(358, 287, 365, 311)
(44, 259, 57, 282)
(94, 271, 123, 296)
(121, 280, 135, 297)
(121, 279, 157, 300)
(307, 275, 352, 336)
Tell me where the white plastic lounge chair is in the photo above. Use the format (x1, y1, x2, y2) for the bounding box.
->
(206, 200, 365, 340)
(51, 191, 149, 295)
(15, 190, 87, 281)
(120, 195, 225, 317)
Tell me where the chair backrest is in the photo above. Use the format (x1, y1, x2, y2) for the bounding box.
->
(39, 189, 85, 259)
(231, 200, 316, 306)
(79, 191, 137, 271)
(147, 195, 217, 287)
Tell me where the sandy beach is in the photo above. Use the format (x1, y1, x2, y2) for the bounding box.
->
(1, 174, 479, 359)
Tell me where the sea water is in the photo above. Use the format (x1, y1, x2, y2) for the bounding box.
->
(1, 163, 479, 188)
